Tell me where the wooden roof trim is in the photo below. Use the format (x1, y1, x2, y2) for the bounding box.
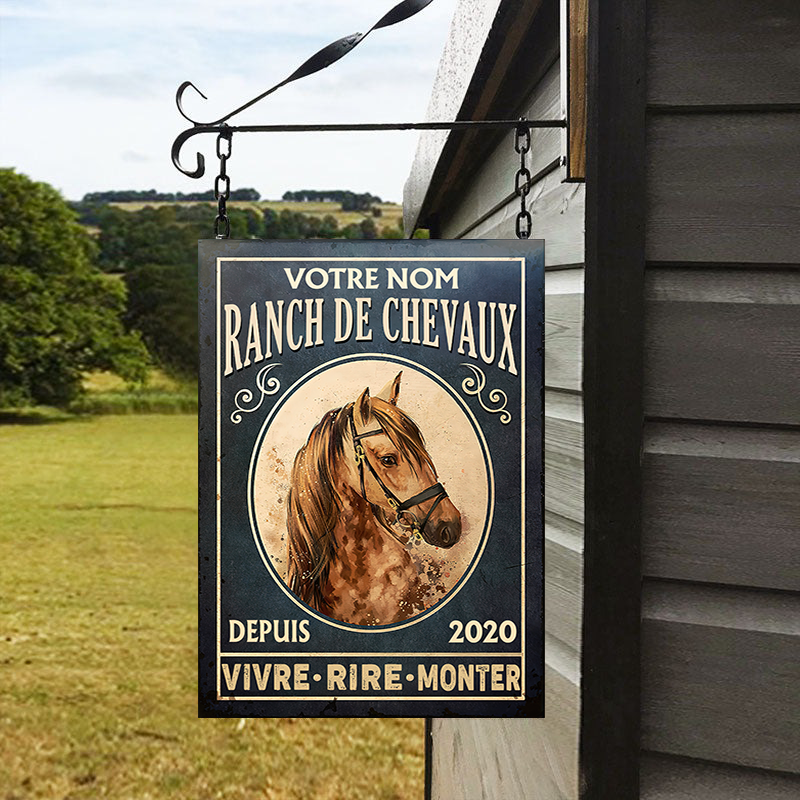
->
(403, 0, 546, 234)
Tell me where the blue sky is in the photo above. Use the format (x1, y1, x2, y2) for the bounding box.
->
(0, 0, 459, 201)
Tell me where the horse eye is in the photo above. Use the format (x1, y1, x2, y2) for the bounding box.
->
(380, 455, 398, 467)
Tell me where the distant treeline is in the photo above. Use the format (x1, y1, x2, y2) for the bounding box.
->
(79, 189, 387, 209)
(78, 202, 402, 381)
(81, 188, 262, 203)
(281, 190, 383, 211)
(79, 205, 397, 267)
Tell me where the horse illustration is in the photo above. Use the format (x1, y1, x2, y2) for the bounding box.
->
(286, 372, 462, 625)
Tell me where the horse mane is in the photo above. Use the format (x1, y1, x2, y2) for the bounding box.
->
(286, 396, 433, 611)
(286, 405, 348, 610)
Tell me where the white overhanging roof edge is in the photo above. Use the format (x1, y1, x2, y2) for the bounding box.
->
(402, 0, 505, 235)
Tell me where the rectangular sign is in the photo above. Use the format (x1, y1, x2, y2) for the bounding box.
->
(199, 239, 544, 717)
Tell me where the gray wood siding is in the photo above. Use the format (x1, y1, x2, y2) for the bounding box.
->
(642, 582, 800, 773)
(544, 389, 583, 528)
(431, 263, 584, 800)
(643, 0, 800, 792)
(544, 275, 583, 394)
(435, 62, 585, 268)
(431, 659, 580, 800)
(449, 170, 585, 268)
(647, 113, 800, 264)
(642, 753, 800, 800)
(644, 269, 800, 424)
(424, 52, 585, 800)
(647, 0, 800, 106)
(545, 508, 583, 654)
(437, 62, 561, 240)
(643, 423, 800, 592)
(646, 113, 800, 264)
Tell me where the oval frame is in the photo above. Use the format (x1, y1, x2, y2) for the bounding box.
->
(247, 353, 495, 633)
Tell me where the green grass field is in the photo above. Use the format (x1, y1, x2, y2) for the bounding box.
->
(0, 415, 423, 799)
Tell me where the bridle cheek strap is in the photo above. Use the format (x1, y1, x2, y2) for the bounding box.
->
(352, 425, 382, 499)
(349, 413, 448, 541)
(398, 486, 448, 539)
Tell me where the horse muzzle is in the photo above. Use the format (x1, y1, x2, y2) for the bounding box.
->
(426, 517, 461, 548)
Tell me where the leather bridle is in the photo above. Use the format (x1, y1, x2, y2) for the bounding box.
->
(348, 411, 448, 543)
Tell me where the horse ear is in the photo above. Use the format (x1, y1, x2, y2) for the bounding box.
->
(375, 371, 402, 406)
(355, 387, 372, 427)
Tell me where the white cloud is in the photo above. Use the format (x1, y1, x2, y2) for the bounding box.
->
(50, 70, 154, 99)
(121, 150, 152, 163)
(1, 1, 438, 40)
(0, 0, 459, 202)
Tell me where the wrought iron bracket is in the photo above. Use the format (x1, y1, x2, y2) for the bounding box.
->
(171, 119, 566, 180)
(170, 0, 566, 179)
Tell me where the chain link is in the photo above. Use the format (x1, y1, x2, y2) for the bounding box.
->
(214, 126, 232, 238)
(515, 119, 532, 239)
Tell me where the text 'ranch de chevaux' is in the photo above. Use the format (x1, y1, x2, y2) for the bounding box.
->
(222, 266, 521, 377)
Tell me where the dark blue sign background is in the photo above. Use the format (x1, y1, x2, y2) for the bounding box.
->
(199, 239, 543, 717)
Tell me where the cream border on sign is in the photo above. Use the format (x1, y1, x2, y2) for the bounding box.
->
(215, 257, 528, 702)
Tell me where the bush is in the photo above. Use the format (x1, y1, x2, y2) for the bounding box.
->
(69, 388, 198, 415)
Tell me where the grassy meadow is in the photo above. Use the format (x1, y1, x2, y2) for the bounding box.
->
(0, 414, 424, 799)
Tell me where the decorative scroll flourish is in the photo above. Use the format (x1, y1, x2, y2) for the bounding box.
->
(460, 364, 512, 425)
(173, 0, 434, 177)
(231, 364, 282, 424)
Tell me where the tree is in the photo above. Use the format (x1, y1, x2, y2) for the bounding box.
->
(97, 205, 199, 271)
(263, 208, 281, 238)
(0, 169, 149, 407)
(98, 204, 263, 377)
(99, 204, 202, 377)
(229, 188, 261, 201)
(281, 189, 383, 209)
(359, 218, 378, 240)
(123, 262, 197, 379)
(319, 214, 339, 238)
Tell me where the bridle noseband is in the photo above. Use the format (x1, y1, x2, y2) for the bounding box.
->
(349, 412, 448, 543)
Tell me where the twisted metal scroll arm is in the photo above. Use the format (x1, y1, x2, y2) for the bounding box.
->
(172, 0, 435, 177)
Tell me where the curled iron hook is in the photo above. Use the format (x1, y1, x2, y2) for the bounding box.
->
(171, 125, 219, 179)
(176, 81, 208, 125)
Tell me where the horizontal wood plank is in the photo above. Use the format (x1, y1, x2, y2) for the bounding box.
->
(644, 269, 800, 424)
(545, 389, 584, 524)
(647, 267, 800, 304)
(647, 0, 800, 106)
(641, 752, 800, 799)
(466, 170, 586, 267)
(439, 62, 562, 239)
(545, 512, 584, 655)
(643, 422, 800, 591)
(642, 581, 800, 773)
(646, 113, 800, 263)
(431, 656, 579, 799)
(544, 387, 583, 458)
(545, 270, 584, 393)
(644, 580, 800, 634)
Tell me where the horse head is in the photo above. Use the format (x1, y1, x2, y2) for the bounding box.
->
(348, 372, 462, 549)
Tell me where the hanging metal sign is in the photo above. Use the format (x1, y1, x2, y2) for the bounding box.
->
(199, 239, 543, 717)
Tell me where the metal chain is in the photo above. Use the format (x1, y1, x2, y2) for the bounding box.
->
(214, 126, 232, 238)
(515, 119, 532, 239)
